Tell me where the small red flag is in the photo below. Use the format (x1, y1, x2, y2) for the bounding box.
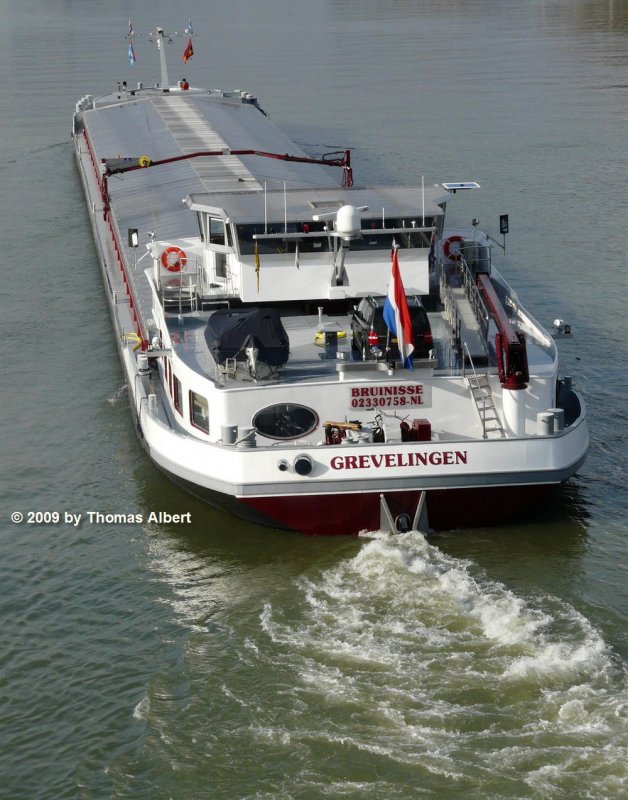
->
(182, 38, 194, 63)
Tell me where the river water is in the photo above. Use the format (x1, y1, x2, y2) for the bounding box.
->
(1, 1, 626, 798)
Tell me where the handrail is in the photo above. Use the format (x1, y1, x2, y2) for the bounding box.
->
(160, 263, 199, 313)
(158, 255, 239, 312)
(457, 257, 489, 347)
(439, 265, 461, 364)
(438, 265, 463, 369)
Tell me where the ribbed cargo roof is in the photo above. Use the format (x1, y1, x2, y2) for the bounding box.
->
(82, 91, 347, 241)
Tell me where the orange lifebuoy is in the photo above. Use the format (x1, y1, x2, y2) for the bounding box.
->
(161, 246, 187, 272)
(442, 235, 464, 262)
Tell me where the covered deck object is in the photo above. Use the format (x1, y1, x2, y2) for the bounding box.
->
(204, 307, 290, 367)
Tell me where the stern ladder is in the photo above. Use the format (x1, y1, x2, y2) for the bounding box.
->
(464, 344, 505, 439)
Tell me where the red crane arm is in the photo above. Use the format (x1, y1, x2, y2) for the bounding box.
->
(99, 148, 352, 218)
(103, 148, 353, 185)
(477, 273, 529, 390)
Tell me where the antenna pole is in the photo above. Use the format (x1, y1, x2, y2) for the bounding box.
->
(156, 27, 169, 89)
(264, 183, 267, 233)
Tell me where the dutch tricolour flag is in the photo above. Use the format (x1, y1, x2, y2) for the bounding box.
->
(383, 248, 414, 369)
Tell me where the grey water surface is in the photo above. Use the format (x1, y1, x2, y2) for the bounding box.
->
(0, 1, 626, 798)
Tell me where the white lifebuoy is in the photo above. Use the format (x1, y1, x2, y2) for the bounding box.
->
(160, 246, 187, 272)
(442, 235, 464, 262)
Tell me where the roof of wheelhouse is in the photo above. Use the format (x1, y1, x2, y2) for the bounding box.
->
(187, 186, 448, 225)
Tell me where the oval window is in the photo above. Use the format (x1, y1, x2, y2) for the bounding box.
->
(254, 403, 319, 440)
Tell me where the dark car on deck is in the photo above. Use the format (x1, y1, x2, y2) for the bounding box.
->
(351, 295, 433, 361)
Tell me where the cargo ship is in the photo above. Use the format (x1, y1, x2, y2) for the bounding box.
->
(72, 28, 588, 535)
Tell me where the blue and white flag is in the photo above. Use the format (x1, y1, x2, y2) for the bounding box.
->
(128, 42, 136, 65)
(128, 19, 134, 37)
(186, 19, 194, 35)
(383, 248, 414, 369)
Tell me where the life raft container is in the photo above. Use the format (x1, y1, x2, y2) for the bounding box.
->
(161, 246, 187, 272)
(442, 235, 464, 262)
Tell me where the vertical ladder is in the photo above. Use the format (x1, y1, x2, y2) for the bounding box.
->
(468, 372, 506, 438)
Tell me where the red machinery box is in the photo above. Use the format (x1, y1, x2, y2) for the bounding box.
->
(412, 418, 431, 441)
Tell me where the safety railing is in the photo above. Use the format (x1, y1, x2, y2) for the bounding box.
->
(457, 257, 489, 347)
(439, 265, 462, 368)
(160, 260, 200, 313)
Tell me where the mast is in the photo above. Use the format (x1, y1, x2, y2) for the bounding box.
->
(156, 27, 169, 89)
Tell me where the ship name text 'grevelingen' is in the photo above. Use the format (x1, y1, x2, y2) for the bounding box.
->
(330, 450, 468, 470)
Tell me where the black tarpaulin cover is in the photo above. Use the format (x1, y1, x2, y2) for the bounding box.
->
(204, 307, 290, 367)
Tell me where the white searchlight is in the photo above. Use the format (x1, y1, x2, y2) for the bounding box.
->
(313, 204, 368, 241)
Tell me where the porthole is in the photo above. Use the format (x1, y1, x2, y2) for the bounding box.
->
(253, 403, 318, 440)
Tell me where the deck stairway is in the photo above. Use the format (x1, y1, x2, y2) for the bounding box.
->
(467, 372, 506, 439)
(451, 287, 487, 361)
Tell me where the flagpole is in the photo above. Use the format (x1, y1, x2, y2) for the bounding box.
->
(385, 244, 395, 359)
(421, 175, 425, 227)
(156, 28, 170, 88)
(383, 244, 414, 371)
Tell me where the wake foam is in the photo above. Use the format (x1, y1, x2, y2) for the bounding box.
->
(260, 531, 627, 796)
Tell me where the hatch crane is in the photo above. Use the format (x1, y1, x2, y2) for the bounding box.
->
(98, 148, 353, 218)
(476, 272, 529, 390)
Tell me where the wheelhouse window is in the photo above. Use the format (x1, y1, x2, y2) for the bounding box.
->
(236, 218, 435, 255)
(350, 217, 436, 251)
(254, 403, 319, 440)
(197, 212, 205, 242)
(202, 215, 232, 248)
(236, 222, 331, 255)
(189, 391, 209, 433)
(210, 217, 227, 246)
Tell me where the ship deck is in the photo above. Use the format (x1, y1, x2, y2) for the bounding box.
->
(75, 86, 557, 394)
(164, 304, 555, 389)
(164, 309, 452, 386)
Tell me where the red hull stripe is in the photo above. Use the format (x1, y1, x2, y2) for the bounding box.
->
(240, 484, 552, 536)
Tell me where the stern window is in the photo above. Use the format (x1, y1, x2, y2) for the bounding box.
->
(190, 391, 209, 433)
(173, 375, 183, 414)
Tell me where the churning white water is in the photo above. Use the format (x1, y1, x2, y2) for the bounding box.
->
(256, 532, 627, 796)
